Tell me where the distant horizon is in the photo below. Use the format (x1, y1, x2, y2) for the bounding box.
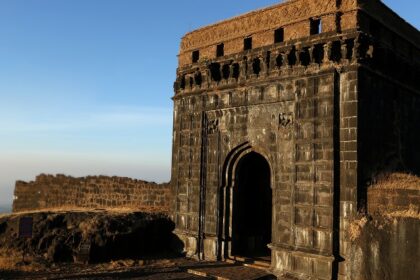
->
(0, 0, 418, 206)
(0, 203, 11, 213)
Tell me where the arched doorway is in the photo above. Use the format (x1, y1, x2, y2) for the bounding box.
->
(231, 151, 272, 258)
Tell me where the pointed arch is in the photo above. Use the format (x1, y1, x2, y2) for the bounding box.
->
(217, 142, 273, 260)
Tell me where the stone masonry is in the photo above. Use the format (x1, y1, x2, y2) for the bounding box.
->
(171, 0, 420, 279)
(13, 174, 171, 213)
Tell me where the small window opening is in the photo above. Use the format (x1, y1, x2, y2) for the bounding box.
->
(194, 71, 202, 86)
(331, 41, 341, 62)
(313, 44, 324, 64)
(222, 64, 230, 79)
(209, 63, 221, 82)
(189, 77, 194, 88)
(300, 48, 310, 66)
(232, 63, 240, 79)
(192, 50, 200, 63)
(244, 37, 253, 50)
(274, 28, 284, 43)
(276, 54, 283, 68)
(310, 18, 322, 35)
(288, 48, 297, 66)
(252, 58, 261, 75)
(180, 75, 186, 89)
(217, 43, 224, 57)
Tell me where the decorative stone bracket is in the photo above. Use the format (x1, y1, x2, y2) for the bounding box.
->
(175, 32, 374, 95)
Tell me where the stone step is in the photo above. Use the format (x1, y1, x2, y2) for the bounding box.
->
(226, 256, 271, 269)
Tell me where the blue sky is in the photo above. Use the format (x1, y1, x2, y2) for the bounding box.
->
(0, 0, 418, 207)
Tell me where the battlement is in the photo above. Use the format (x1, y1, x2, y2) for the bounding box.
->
(178, 0, 420, 68)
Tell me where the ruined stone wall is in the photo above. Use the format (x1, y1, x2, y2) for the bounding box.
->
(13, 174, 172, 213)
(347, 174, 420, 280)
(349, 216, 420, 280)
(367, 173, 420, 214)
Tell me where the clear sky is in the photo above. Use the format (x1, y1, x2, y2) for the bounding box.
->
(0, 0, 418, 207)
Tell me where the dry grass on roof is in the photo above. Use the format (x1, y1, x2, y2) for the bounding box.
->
(370, 172, 420, 190)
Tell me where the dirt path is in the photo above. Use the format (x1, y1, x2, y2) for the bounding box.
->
(0, 258, 211, 280)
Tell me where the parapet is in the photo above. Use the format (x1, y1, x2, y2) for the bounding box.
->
(178, 0, 420, 68)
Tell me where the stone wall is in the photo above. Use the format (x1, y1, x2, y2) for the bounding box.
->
(13, 174, 172, 213)
(178, 0, 359, 66)
(367, 173, 420, 214)
(349, 216, 420, 280)
(179, 0, 420, 68)
(368, 188, 420, 214)
(347, 174, 420, 280)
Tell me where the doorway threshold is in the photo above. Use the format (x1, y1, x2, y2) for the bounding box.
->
(227, 255, 271, 270)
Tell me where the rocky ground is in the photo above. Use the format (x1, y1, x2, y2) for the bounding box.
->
(0, 257, 214, 280)
(0, 210, 181, 263)
(1, 257, 279, 280)
(0, 210, 275, 280)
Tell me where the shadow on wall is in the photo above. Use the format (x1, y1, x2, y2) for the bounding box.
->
(358, 67, 420, 209)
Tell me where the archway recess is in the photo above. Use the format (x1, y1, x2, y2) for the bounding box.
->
(231, 151, 272, 259)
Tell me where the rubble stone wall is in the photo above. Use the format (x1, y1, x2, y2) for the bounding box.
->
(13, 174, 172, 213)
(350, 176, 420, 280)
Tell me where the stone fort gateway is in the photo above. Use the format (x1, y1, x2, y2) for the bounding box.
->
(171, 0, 420, 279)
(10, 0, 420, 279)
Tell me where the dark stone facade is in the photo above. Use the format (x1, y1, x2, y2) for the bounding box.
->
(171, 0, 419, 279)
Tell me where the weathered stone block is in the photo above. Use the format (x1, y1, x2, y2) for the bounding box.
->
(293, 254, 312, 275)
(295, 207, 312, 226)
(294, 226, 312, 247)
(313, 230, 332, 252)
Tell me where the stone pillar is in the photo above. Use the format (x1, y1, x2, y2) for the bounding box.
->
(308, 46, 315, 65)
(323, 42, 332, 64)
(295, 46, 301, 66)
(281, 52, 289, 69)
(352, 37, 360, 63)
(341, 41, 348, 63)
(239, 57, 247, 81)
(259, 52, 267, 76)
(270, 49, 279, 71)
(247, 56, 254, 78)
(228, 63, 236, 84)
(337, 70, 359, 280)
